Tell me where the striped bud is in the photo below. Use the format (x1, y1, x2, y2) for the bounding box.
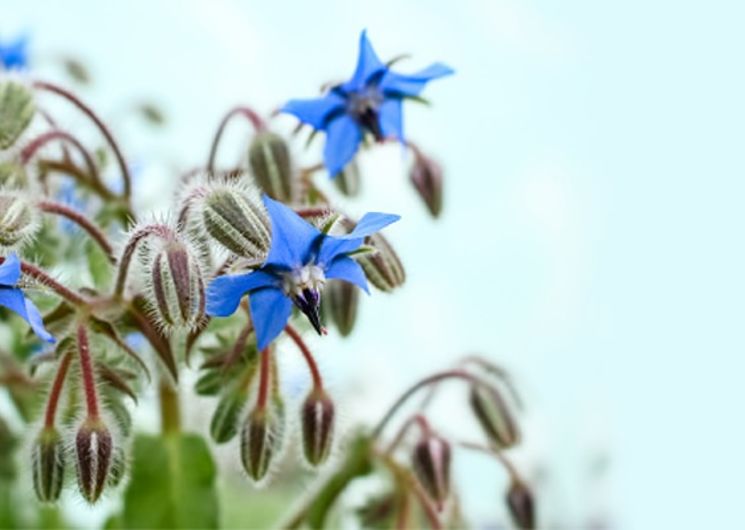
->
(0, 160, 28, 189)
(74, 418, 113, 503)
(202, 184, 271, 259)
(31, 426, 65, 503)
(358, 232, 405, 292)
(507, 480, 535, 530)
(240, 402, 285, 482)
(0, 193, 37, 248)
(301, 389, 335, 466)
(0, 81, 35, 149)
(412, 433, 451, 510)
(469, 383, 520, 449)
(333, 161, 361, 197)
(324, 280, 359, 337)
(248, 131, 294, 202)
(409, 150, 443, 218)
(147, 239, 205, 331)
(210, 389, 247, 444)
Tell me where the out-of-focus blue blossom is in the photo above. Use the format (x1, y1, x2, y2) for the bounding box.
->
(206, 195, 399, 350)
(0, 34, 29, 70)
(282, 30, 453, 176)
(0, 253, 54, 343)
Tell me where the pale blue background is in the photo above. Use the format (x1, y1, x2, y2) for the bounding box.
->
(3, 1, 745, 528)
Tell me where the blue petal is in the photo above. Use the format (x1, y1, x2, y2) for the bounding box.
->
(0, 35, 29, 70)
(249, 287, 293, 350)
(342, 30, 386, 93)
(380, 63, 454, 97)
(0, 287, 54, 343)
(378, 99, 404, 141)
(206, 270, 279, 317)
(325, 256, 369, 293)
(0, 253, 21, 286)
(263, 195, 322, 269)
(281, 92, 346, 130)
(319, 212, 400, 265)
(324, 115, 362, 177)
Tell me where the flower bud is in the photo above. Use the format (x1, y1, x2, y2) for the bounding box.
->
(0, 81, 35, 149)
(210, 389, 247, 444)
(0, 193, 37, 248)
(412, 433, 451, 510)
(31, 426, 65, 503)
(358, 232, 405, 292)
(0, 160, 28, 189)
(324, 280, 359, 337)
(469, 383, 520, 449)
(410, 150, 443, 218)
(301, 389, 335, 466)
(107, 446, 127, 488)
(75, 418, 113, 503)
(240, 402, 285, 482)
(201, 183, 271, 259)
(507, 480, 535, 530)
(333, 161, 361, 197)
(248, 131, 294, 202)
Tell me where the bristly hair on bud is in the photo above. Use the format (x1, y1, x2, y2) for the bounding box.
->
(301, 389, 335, 467)
(248, 131, 295, 203)
(31, 426, 65, 503)
(74, 417, 113, 504)
(412, 431, 451, 511)
(469, 382, 521, 450)
(357, 232, 405, 293)
(323, 280, 359, 337)
(0, 191, 39, 248)
(0, 77, 36, 150)
(240, 399, 285, 484)
(409, 147, 443, 218)
(507, 479, 535, 530)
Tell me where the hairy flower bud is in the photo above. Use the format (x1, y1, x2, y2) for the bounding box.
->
(31, 426, 65, 503)
(301, 389, 335, 466)
(358, 232, 405, 292)
(324, 280, 359, 337)
(333, 161, 361, 197)
(201, 183, 271, 259)
(412, 433, 451, 510)
(146, 239, 205, 331)
(248, 131, 294, 202)
(507, 480, 535, 530)
(240, 402, 285, 482)
(210, 389, 246, 444)
(0, 193, 38, 248)
(75, 419, 113, 503)
(469, 383, 520, 449)
(0, 81, 35, 149)
(409, 150, 443, 218)
(107, 446, 127, 488)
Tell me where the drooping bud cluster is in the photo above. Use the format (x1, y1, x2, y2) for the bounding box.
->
(469, 382, 521, 450)
(248, 131, 294, 203)
(301, 389, 335, 466)
(0, 80, 35, 149)
(412, 431, 451, 510)
(31, 426, 65, 503)
(0, 192, 38, 248)
(75, 418, 113, 503)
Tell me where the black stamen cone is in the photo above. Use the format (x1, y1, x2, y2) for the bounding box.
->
(294, 288, 323, 334)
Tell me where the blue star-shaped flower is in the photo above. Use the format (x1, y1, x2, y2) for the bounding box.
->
(206, 196, 399, 350)
(0, 253, 54, 343)
(0, 34, 29, 70)
(282, 30, 453, 176)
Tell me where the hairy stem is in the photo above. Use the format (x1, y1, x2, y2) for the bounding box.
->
(76, 325, 99, 419)
(38, 199, 116, 263)
(0, 257, 88, 307)
(43, 351, 73, 428)
(159, 379, 181, 434)
(114, 224, 175, 297)
(284, 325, 323, 390)
(256, 348, 271, 410)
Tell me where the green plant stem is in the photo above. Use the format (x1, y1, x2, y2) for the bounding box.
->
(159, 379, 180, 435)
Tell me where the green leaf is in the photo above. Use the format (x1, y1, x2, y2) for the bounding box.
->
(123, 433, 219, 529)
(86, 239, 113, 290)
(0, 82, 35, 149)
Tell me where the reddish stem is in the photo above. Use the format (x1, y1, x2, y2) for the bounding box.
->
(207, 106, 266, 172)
(76, 325, 99, 419)
(385, 414, 432, 454)
(284, 324, 323, 390)
(256, 348, 271, 410)
(37, 200, 116, 263)
(114, 223, 176, 297)
(43, 352, 73, 428)
(0, 257, 88, 307)
(21, 129, 103, 190)
(295, 207, 332, 219)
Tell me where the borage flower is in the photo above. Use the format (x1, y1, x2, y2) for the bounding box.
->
(206, 196, 399, 350)
(0, 34, 29, 70)
(0, 253, 54, 342)
(282, 30, 453, 176)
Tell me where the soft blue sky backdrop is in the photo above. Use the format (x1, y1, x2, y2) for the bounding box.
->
(3, 1, 744, 528)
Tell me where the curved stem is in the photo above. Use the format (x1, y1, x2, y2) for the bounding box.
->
(33, 80, 133, 199)
(384, 414, 432, 454)
(43, 351, 73, 428)
(284, 324, 323, 390)
(295, 207, 332, 219)
(457, 441, 522, 482)
(256, 347, 271, 410)
(0, 257, 88, 307)
(76, 324, 99, 419)
(222, 317, 253, 372)
(207, 106, 266, 172)
(114, 224, 175, 297)
(37, 199, 116, 263)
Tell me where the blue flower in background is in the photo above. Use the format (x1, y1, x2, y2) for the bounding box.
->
(282, 30, 453, 176)
(0, 253, 54, 343)
(206, 195, 399, 350)
(0, 34, 29, 70)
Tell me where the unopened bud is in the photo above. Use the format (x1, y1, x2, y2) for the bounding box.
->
(507, 480, 535, 530)
(301, 389, 335, 466)
(202, 183, 271, 259)
(147, 239, 205, 331)
(333, 161, 361, 197)
(410, 150, 443, 218)
(324, 280, 359, 337)
(412, 433, 451, 510)
(31, 427, 65, 503)
(75, 419, 113, 503)
(210, 389, 247, 444)
(0, 81, 35, 149)
(0, 160, 28, 189)
(358, 232, 405, 292)
(0, 193, 37, 248)
(240, 402, 285, 482)
(248, 131, 294, 202)
(107, 446, 127, 488)
(469, 383, 520, 449)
